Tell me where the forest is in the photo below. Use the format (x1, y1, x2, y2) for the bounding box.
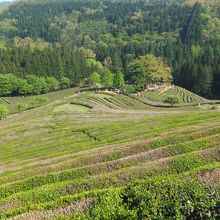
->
(0, 0, 219, 97)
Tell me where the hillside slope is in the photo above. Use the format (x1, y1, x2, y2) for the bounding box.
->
(0, 90, 219, 219)
(0, 86, 216, 115)
(138, 86, 208, 104)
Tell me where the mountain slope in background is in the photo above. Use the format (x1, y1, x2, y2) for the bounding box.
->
(0, 0, 219, 98)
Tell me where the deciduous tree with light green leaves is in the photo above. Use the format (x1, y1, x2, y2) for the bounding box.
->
(142, 55, 173, 83)
(60, 77, 71, 89)
(127, 55, 173, 90)
(89, 72, 101, 88)
(101, 68, 114, 89)
(16, 78, 32, 95)
(0, 74, 18, 96)
(46, 77, 59, 92)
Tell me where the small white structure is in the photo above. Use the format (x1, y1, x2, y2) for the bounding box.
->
(145, 83, 168, 91)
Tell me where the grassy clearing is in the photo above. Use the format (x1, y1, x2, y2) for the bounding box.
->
(0, 89, 219, 219)
(53, 103, 91, 113)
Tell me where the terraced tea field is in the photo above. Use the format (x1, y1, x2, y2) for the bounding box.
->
(137, 86, 213, 106)
(0, 88, 80, 113)
(0, 89, 220, 219)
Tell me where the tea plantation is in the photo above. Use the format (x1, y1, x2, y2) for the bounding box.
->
(137, 86, 210, 104)
(0, 89, 219, 219)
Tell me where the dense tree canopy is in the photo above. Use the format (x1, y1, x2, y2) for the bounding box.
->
(0, 74, 69, 96)
(0, 0, 219, 97)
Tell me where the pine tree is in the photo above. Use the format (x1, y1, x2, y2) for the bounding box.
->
(113, 70, 125, 89)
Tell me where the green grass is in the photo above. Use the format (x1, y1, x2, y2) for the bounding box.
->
(53, 103, 91, 113)
(0, 88, 219, 219)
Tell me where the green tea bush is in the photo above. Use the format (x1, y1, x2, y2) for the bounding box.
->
(122, 179, 220, 219)
(164, 95, 180, 106)
(16, 103, 28, 112)
(31, 97, 48, 107)
(85, 190, 137, 220)
(82, 179, 220, 220)
(0, 104, 9, 119)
